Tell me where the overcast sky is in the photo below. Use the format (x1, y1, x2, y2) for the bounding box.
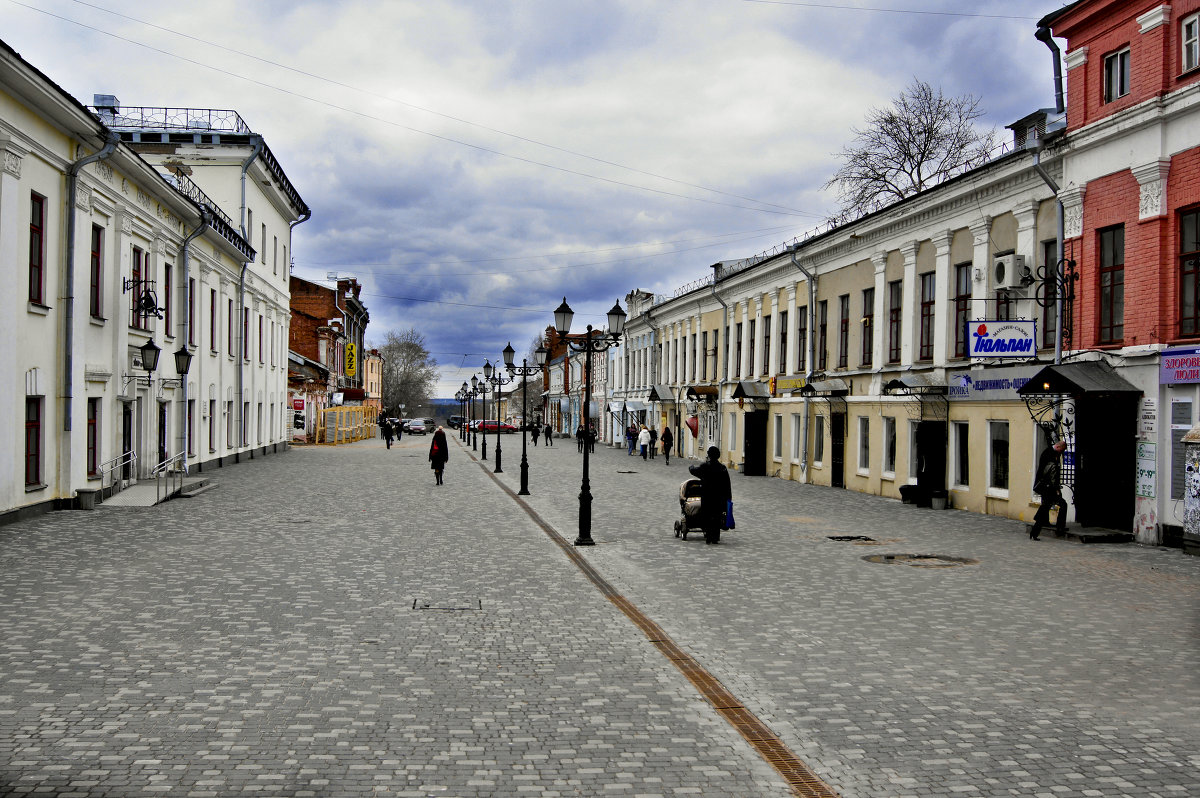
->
(5, 0, 1067, 396)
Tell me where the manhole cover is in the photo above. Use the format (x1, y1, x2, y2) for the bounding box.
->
(412, 598, 482, 611)
(862, 553, 979, 568)
(828, 535, 876, 542)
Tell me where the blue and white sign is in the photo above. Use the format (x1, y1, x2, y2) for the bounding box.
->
(968, 320, 1037, 358)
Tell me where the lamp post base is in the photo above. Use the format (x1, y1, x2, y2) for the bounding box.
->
(495, 442, 503, 473)
(518, 457, 530, 495)
(574, 486, 594, 546)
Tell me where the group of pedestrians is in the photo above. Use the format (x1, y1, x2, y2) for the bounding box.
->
(380, 415, 402, 449)
(625, 423, 674, 463)
(574, 425, 597, 453)
(530, 423, 553, 446)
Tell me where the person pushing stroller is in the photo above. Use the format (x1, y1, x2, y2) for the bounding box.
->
(687, 446, 732, 544)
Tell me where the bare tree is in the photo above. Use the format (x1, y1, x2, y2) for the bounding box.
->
(825, 79, 997, 213)
(373, 328, 439, 415)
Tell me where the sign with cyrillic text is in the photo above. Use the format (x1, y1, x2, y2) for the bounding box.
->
(968, 320, 1037, 359)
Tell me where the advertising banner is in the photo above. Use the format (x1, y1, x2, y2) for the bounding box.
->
(1160, 345, 1200, 384)
(967, 320, 1037, 359)
(947, 365, 1041, 401)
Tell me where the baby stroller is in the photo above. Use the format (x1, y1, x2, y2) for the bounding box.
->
(673, 478, 720, 543)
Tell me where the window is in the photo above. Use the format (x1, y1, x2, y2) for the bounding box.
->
(226, 401, 234, 447)
(1104, 47, 1130, 102)
(243, 401, 250, 445)
(227, 298, 234, 353)
(918, 273, 935, 361)
(1181, 209, 1200, 336)
(953, 421, 970, 487)
(712, 330, 719, 380)
(691, 333, 697, 381)
(773, 414, 783, 459)
(817, 300, 828, 371)
(882, 416, 896, 475)
(728, 412, 738, 452)
(209, 400, 217, 452)
(210, 289, 218, 351)
(130, 247, 149, 329)
(29, 193, 46, 305)
(814, 415, 825, 464)
(778, 311, 788, 373)
(791, 413, 802, 461)
(257, 402, 264, 444)
(988, 421, 1009, 491)
(837, 294, 850, 368)
(861, 288, 874, 366)
(243, 308, 250, 359)
(887, 280, 902, 363)
(187, 278, 195, 346)
(1041, 241, 1059, 348)
(258, 314, 265, 363)
(1099, 225, 1125, 343)
(954, 264, 972, 358)
(734, 322, 743, 378)
(261, 223, 267, 264)
(761, 316, 770, 376)
(1185, 14, 1200, 73)
(857, 416, 870, 472)
(273, 235, 279, 274)
(701, 331, 708, 380)
(87, 398, 101, 477)
(188, 400, 196, 456)
(796, 309, 808, 373)
(163, 264, 173, 333)
(748, 319, 756, 377)
(996, 290, 1015, 322)
(25, 397, 43, 487)
(90, 225, 104, 318)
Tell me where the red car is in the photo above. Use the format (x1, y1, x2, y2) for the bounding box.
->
(477, 420, 518, 433)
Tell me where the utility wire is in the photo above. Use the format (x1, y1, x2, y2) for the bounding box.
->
(740, 0, 1039, 20)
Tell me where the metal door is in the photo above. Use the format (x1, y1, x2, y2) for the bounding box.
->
(743, 410, 767, 476)
(831, 412, 846, 488)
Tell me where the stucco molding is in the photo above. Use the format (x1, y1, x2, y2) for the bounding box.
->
(1065, 46, 1089, 71)
(1137, 5, 1171, 34)
(1132, 159, 1171, 219)
(1059, 186, 1086, 239)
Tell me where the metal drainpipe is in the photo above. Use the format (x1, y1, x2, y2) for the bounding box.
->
(709, 264, 729, 451)
(63, 132, 119, 433)
(1035, 25, 1067, 367)
(286, 210, 311, 443)
(789, 249, 818, 477)
(179, 210, 209, 473)
(238, 136, 264, 458)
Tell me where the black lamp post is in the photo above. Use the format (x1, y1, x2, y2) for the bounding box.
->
(485, 358, 514, 474)
(504, 342, 546, 495)
(550, 297, 626, 546)
(468, 376, 480, 451)
(478, 367, 491, 460)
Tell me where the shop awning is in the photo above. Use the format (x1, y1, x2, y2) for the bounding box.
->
(883, 374, 947, 395)
(1016, 361, 1140, 397)
(624, 400, 646, 411)
(686, 384, 719, 400)
(800, 378, 850, 396)
(732, 380, 771, 399)
(648, 384, 674, 402)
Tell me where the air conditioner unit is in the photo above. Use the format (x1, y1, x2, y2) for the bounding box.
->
(993, 254, 1028, 291)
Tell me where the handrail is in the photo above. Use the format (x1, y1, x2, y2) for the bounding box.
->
(98, 450, 136, 490)
(152, 452, 186, 505)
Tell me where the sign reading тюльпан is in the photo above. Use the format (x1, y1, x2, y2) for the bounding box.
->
(968, 320, 1037, 358)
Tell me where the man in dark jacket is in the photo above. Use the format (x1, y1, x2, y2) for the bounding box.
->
(689, 445, 732, 544)
(1030, 440, 1068, 540)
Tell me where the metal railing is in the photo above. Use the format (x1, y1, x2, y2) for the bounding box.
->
(98, 450, 137, 491)
(152, 452, 186, 505)
(92, 106, 252, 134)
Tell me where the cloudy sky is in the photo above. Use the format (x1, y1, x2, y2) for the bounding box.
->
(5, 0, 1067, 396)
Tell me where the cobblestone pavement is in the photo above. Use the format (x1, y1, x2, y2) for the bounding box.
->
(0, 431, 1197, 798)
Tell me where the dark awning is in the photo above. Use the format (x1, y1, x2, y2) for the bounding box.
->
(1016, 361, 1140, 397)
(648, 384, 674, 402)
(883, 374, 947, 395)
(686, 384, 719, 400)
(732, 380, 771, 399)
(800, 378, 850, 396)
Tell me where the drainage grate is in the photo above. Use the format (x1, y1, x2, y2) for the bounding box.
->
(828, 535, 876, 543)
(411, 598, 482, 610)
(862, 553, 979, 568)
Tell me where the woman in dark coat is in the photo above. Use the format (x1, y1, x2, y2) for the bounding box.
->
(688, 445, 732, 544)
(382, 419, 395, 449)
(660, 426, 673, 465)
(429, 426, 449, 485)
(530, 423, 540, 446)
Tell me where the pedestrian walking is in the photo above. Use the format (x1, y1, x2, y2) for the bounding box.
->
(689, 445, 732, 544)
(530, 424, 540, 446)
(587, 425, 596, 453)
(576, 425, 585, 452)
(544, 423, 554, 446)
(429, 426, 449, 485)
(637, 425, 651, 460)
(627, 424, 637, 455)
(648, 427, 658, 459)
(661, 425, 673, 465)
(1030, 440, 1068, 540)
(383, 419, 395, 449)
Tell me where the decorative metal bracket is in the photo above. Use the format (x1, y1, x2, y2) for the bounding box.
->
(1021, 392, 1077, 488)
(123, 279, 164, 320)
(1032, 257, 1079, 352)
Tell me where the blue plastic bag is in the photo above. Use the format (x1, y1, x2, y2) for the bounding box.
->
(724, 499, 735, 530)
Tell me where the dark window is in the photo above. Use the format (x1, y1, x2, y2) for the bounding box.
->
(761, 316, 770, 376)
(954, 264, 972, 358)
(163, 263, 173, 332)
(701, 331, 708, 380)
(130, 247, 149, 329)
(210, 289, 218, 351)
(995, 291, 1014, 322)
(29, 193, 45, 304)
(243, 308, 250, 359)
(861, 288, 874, 366)
(1041, 241, 1059, 348)
(1098, 225, 1125, 343)
(259, 314, 265, 363)
(837, 294, 850, 368)
(918, 273, 935, 361)
(747, 319, 756, 377)
(778, 310, 788, 373)
(25, 397, 42, 486)
(188, 400, 196, 456)
(796, 309, 807, 373)
(1181, 209, 1200, 336)
(188, 278, 196, 346)
(209, 400, 217, 452)
(87, 398, 100, 477)
(887, 280, 903, 363)
(90, 225, 103, 318)
(1104, 47, 1130, 102)
(817, 300, 828, 371)
(227, 299, 234, 353)
(734, 322, 743, 378)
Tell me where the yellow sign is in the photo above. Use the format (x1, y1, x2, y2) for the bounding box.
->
(774, 376, 807, 395)
(345, 343, 357, 377)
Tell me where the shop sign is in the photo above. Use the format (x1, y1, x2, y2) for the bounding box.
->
(293, 397, 304, 411)
(1136, 441, 1156, 498)
(1160, 345, 1200, 384)
(1140, 398, 1157, 435)
(968, 320, 1037, 358)
(345, 343, 357, 377)
(773, 375, 807, 395)
(947, 365, 1041, 401)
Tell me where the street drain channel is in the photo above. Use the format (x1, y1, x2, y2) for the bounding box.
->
(863, 553, 979, 567)
(828, 535, 878, 544)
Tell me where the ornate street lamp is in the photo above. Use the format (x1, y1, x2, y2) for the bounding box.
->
(486, 356, 514, 474)
(477, 366, 492, 460)
(469, 376, 480, 451)
(504, 342, 547, 495)
(549, 297, 626, 545)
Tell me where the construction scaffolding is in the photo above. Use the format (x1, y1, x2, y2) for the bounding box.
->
(316, 406, 376, 444)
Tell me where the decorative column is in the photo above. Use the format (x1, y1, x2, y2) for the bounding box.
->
(970, 217, 993, 328)
(932, 230, 955, 365)
(899, 240, 919, 366)
(785, 285, 798, 375)
(871, 252, 887, 367)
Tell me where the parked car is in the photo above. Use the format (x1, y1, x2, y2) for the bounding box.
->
(477, 420, 518, 433)
(448, 415, 466, 429)
(407, 419, 428, 435)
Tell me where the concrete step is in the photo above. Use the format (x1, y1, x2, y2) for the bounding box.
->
(178, 482, 217, 498)
(1025, 523, 1133, 544)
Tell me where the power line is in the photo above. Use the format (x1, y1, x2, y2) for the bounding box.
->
(740, 0, 1039, 20)
(7, 0, 820, 218)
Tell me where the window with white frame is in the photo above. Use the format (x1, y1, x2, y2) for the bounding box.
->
(857, 416, 870, 472)
(988, 420, 1009, 492)
(814, 415, 825, 464)
(953, 421, 970, 487)
(1184, 13, 1199, 73)
(882, 416, 896, 476)
(1103, 47, 1130, 102)
(728, 412, 738, 452)
(791, 413, 802, 461)
(773, 414, 783, 459)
